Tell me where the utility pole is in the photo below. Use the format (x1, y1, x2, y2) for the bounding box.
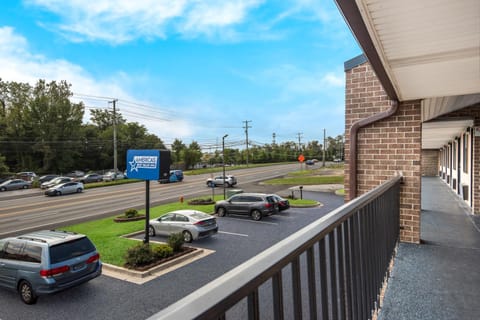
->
(110, 99, 118, 176)
(243, 120, 252, 166)
(272, 132, 276, 145)
(297, 132, 303, 151)
(323, 128, 326, 167)
(222, 134, 228, 199)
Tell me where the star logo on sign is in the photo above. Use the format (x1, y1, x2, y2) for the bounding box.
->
(129, 159, 139, 172)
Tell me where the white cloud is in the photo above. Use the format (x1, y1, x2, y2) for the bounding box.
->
(241, 64, 344, 98)
(25, 0, 265, 44)
(0, 26, 195, 140)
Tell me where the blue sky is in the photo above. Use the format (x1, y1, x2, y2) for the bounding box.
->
(0, 0, 360, 150)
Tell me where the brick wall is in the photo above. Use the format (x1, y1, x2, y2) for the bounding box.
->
(345, 61, 422, 243)
(422, 150, 439, 176)
(442, 103, 480, 214)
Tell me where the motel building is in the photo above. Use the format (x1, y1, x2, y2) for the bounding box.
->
(338, 0, 480, 243)
(152, 1, 480, 319)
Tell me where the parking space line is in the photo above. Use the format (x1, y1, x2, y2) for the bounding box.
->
(218, 231, 249, 237)
(226, 217, 278, 225)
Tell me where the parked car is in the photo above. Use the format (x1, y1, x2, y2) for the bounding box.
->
(270, 194, 290, 211)
(38, 174, 59, 184)
(102, 171, 125, 182)
(159, 170, 184, 184)
(0, 179, 32, 191)
(16, 172, 37, 181)
(214, 193, 278, 221)
(0, 230, 102, 304)
(206, 175, 237, 187)
(44, 181, 84, 196)
(78, 173, 103, 183)
(305, 160, 315, 165)
(66, 170, 85, 178)
(148, 210, 218, 243)
(40, 176, 73, 189)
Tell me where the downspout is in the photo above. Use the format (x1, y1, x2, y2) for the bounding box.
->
(348, 99, 399, 200)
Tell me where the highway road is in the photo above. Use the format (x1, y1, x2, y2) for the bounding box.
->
(0, 163, 300, 237)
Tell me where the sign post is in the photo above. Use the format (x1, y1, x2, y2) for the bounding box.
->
(298, 154, 305, 171)
(126, 149, 171, 244)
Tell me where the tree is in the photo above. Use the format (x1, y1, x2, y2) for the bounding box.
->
(29, 80, 85, 173)
(183, 141, 202, 169)
(90, 108, 126, 130)
(171, 139, 186, 164)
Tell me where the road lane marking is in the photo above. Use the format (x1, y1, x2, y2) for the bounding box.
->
(218, 231, 249, 237)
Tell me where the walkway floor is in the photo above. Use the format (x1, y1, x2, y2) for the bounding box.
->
(378, 177, 480, 320)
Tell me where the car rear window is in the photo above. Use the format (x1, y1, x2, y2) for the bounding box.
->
(49, 237, 95, 264)
(190, 212, 210, 220)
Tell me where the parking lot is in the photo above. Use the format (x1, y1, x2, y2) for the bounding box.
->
(0, 191, 344, 320)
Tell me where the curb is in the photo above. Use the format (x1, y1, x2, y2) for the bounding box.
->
(102, 248, 204, 279)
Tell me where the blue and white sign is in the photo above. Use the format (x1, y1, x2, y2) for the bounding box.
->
(126, 149, 161, 181)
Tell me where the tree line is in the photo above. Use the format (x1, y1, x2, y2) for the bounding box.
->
(0, 79, 344, 176)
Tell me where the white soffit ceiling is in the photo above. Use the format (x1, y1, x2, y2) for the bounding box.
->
(422, 119, 474, 149)
(356, 0, 480, 101)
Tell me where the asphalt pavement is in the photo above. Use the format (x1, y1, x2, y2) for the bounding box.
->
(0, 189, 344, 320)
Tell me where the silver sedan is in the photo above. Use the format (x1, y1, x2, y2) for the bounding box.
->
(0, 179, 32, 191)
(44, 181, 84, 196)
(148, 210, 218, 243)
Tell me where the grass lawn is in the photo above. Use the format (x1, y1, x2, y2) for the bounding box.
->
(263, 164, 344, 185)
(62, 198, 219, 267)
(289, 198, 318, 206)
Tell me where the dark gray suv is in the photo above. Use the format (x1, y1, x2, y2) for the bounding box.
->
(214, 193, 278, 220)
(0, 230, 102, 304)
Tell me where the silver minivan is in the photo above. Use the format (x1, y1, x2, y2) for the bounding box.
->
(0, 230, 102, 304)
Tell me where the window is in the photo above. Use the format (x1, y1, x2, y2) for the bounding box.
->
(23, 244, 42, 263)
(453, 141, 457, 170)
(463, 132, 469, 173)
(49, 237, 95, 264)
(175, 214, 189, 222)
(3, 241, 24, 261)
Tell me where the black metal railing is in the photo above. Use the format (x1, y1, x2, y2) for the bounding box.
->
(149, 176, 402, 320)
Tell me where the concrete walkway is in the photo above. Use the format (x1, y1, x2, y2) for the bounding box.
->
(378, 177, 480, 320)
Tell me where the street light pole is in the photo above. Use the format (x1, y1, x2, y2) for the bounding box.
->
(222, 134, 228, 199)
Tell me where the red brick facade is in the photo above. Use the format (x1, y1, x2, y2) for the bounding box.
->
(421, 150, 439, 176)
(345, 61, 422, 243)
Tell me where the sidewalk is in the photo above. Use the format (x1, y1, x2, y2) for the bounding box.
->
(378, 177, 480, 320)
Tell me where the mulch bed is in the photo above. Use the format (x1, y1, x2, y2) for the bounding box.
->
(114, 215, 146, 222)
(125, 246, 197, 271)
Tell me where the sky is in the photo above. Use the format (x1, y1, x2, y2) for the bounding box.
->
(0, 0, 361, 151)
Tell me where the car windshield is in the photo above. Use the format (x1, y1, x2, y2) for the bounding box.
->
(49, 237, 95, 264)
(189, 212, 211, 220)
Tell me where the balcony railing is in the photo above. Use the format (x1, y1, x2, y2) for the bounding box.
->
(149, 176, 402, 320)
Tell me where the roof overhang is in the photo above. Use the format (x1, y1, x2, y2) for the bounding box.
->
(422, 118, 474, 149)
(335, 0, 480, 149)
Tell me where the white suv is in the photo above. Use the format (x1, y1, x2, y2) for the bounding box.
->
(206, 175, 237, 187)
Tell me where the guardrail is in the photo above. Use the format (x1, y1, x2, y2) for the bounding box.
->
(149, 176, 402, 320)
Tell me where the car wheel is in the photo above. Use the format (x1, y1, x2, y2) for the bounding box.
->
(76, 188, 82, 193)
(183, 231, 193, 243)
(226, 182, 231, 187)
(19, 280, 37, 305)
(148, 225, 156, 237)
(55, 190, 61, 196)
(0, 187, 5, 192)
(22, 185, 28, 189)
(217, 207, 226, 217)
(207, 181, 213, 187)
(251, 210, 262, 221)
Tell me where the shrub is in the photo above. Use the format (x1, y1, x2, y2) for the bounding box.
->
(124, 208, 139, 218)
(153, 244, 173, 259)
(124, 243, 153, 267)
(168, 232, 184, 252)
